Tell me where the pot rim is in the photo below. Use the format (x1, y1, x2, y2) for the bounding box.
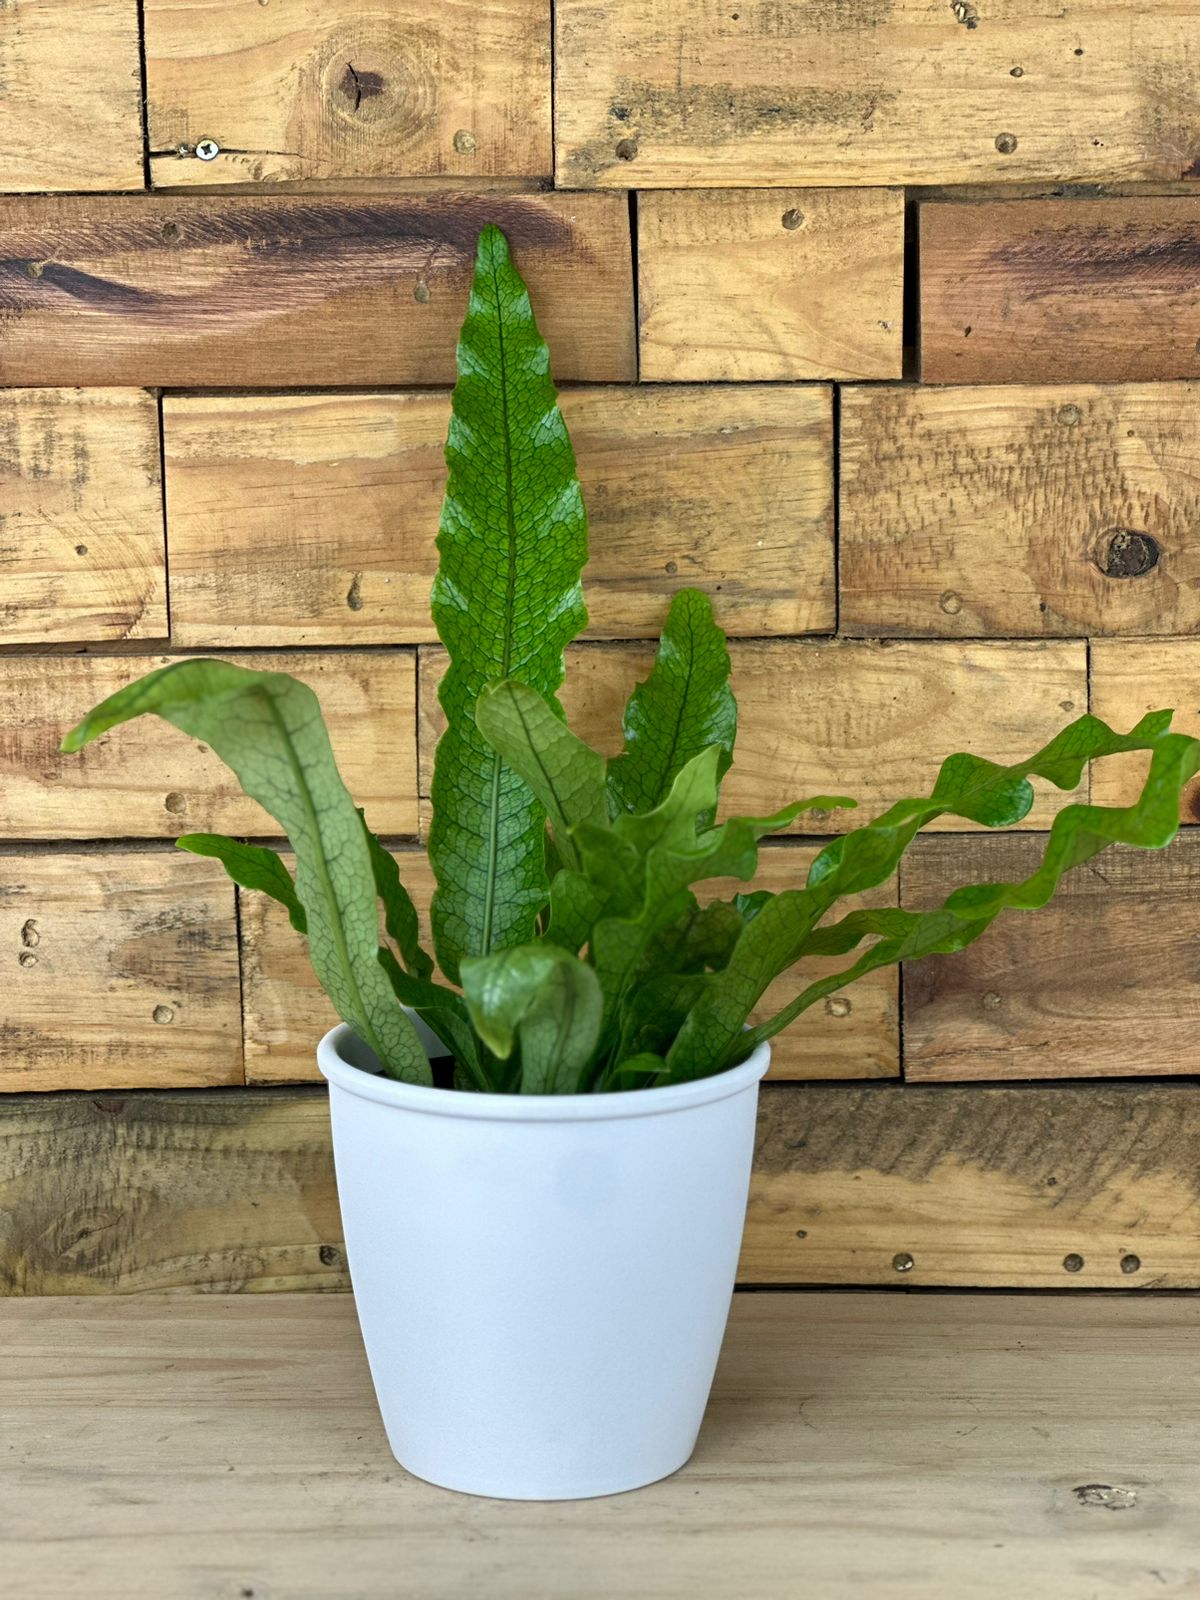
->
(317, 1022, 771, 1123)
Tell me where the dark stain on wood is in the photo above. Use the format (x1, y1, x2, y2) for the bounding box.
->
(989, 221, 1200, 295)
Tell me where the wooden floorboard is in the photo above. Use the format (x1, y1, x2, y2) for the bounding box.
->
(2, 1291, 1198, 1598)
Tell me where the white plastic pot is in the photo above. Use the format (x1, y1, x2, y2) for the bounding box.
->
(318, 1020, 771, 1500)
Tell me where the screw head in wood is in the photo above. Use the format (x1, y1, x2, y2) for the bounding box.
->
(1063, 1252, 1085, 1272)
(195, 138, 220, 161)
(892, 1251, 915, 1273)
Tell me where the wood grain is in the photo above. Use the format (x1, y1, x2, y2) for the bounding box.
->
(746, 1081, 1200, 1286)
(240, 844, 898, 1084)
(555, 0, 1200, 189)
(5, 1079, 1199, 1291)
(419, 641, 1088, 835)
(0, 651, 418, 840)
(921, 198, 1200, 383)
(901, 832, 1200, 1081)
(0, 0, 144, 191)
(163, 385, 834, 646)
(840, 382, 1200, 639)
(145, 0, 550, 186)
(4, 1295, 1199, 1600)
(0, 192, 634, 388)
(0, 850, 241, 1092)
(638, 189, 903, 381)
(0, 389, 166, 647)
(1090, 639, 1200, 823)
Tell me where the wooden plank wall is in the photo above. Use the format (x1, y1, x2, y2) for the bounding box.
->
(3, 0, 1200, 1292)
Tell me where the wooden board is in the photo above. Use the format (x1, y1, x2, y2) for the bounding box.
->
(0, 0, 144, 192)
(0, 192, 634, 388)
(840, 382, 1200, 639)
(145, 0, 550, 186)
(921, 198, 1200, 384)
(419, 640, 1088, 835)
(901, 832, 1200, 1081)
(240, 844, 898, 1084)
(745, 1081, 1200, 1287)
(638, 189, 903, 381)
(4, 1296, 1200, 1600)
(0, 651, 417, 840)
(1090, 639, 1200, 823)
(0, 389, 166, 647)
(555, 0, 1200, 189)
(0, 850, 241, 1092)
(163, 385, 835, 646)
(5, 1079, 1200, 1291)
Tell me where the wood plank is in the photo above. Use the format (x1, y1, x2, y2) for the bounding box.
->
(4, 1296, 1199, 1600)
(0, 850, 241, 1092)
(240, 844, 898, 1084)
(419, 640, 1088, 835)
(1090, 639, 1200, 823)
(0, 192, 635, 388)
(920, 198, 1200, 384)
(555, 0, 1200, 189)
(5, 1079, 1199, 1291)
(638, 189, 903, 381)
(901, 832, 1200, 1081)
(745, 1081, 1200, 1287)
(0, 1088, 340, 1294)
(0, 389, 167, 647)
(841, 382, 1200, 639)
(163, 385, 834, 646)
(145, 0, 550, 186)
(0, 0, 143, 192)
(0, 651, 417, 840)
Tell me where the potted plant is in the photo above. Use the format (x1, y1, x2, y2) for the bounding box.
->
(63, 227, 1200, 1501)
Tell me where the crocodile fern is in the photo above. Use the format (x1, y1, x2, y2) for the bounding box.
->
(62, 225, 1200, 1094)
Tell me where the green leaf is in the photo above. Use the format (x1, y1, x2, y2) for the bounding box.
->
(376, 949, 489, 1091)
(607, 589, 737, 820)
(664, 711, 1200, 1083)
(358, 813, 434, 980)
(176, 833, 307, 934)
(428, 225, 589, 982)
(474, 679, 608, 869)
(460, 944, 604, 1094)
(62, 660, 429, 1086)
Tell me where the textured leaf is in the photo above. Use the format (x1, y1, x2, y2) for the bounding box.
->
(376, 949, 488, 1091)
(359, 813, 434, 980)
(62, 660, 428, 1085)
(460, 944, 604, 1094)
(428, 225, 588, 982)
(607, 589, 737, 820)
(664, 711, 1200, 1082)
(474, 679, 608, 868)
(176, 833, 307, 934)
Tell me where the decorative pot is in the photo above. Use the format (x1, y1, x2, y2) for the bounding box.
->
(318, 1020, 771, 1500)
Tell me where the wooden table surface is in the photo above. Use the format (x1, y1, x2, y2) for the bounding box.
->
(4, 1291, 1198, 1599)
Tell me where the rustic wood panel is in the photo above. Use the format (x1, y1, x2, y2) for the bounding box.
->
(1090, 639, 1200, 823)
(145, 0, 550, 186)
(555, 0, 1200, 189)
(638, 189, 903, 381)
(745, 1082, 1200, 1286)
(0, 0, 144, 192)
(163, 385, 834, 647)
(840, 382, 1200, 639)
(5, 1080, 1198, 1290)
(0, 651, 417, 840)
(0, 1088, 340, 1294)
(0, 850, 241, 1092)
(0, 389, 166, 647)
(240, 844, 898, 1084)
(0, 193, 634, 388)
(901, 832, 1200, 1081)
(419, 641, 1088, 834)
(920, 198, 1200, 384)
